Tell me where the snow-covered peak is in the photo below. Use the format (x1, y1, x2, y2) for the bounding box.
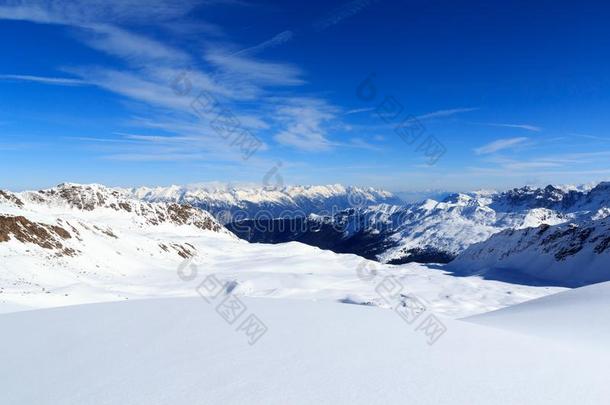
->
(439, 192, 477, 206)
(0, 183, 231, 259)
(449, 216, 610, 286)
(28, 183, 135, 211)
(128, 183, 403, 221)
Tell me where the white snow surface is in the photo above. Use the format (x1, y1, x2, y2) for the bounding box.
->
(466, 280, 610, 348)
(0, 295, 608, 404)
(1, 183, 609, 403)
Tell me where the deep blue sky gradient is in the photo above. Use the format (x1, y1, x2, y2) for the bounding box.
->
(1, 0, 610, 191)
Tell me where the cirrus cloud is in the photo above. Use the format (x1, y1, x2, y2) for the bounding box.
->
(474, 137, 529, 155)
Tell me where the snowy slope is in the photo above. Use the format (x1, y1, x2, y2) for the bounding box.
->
(466, 281, 610, 349)
(0, 296, 608, 404)
(0, 183, 232, 310)
(449, 217, 610, 286)
(0, 184, 563, 317)
(129, 183, 403, 221)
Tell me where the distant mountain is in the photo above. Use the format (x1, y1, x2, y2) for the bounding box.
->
(128, 184, 403, 222)
(228, 182, 610, 264)
(449, 216, 610, 286)
(0, 183, 230, 260)
(393, 190, 453, 203)
(7, 182, 610, 272)
(226, 205, 406, 262)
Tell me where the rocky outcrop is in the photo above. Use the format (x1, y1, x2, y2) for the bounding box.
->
(0, 215, 76, 256)
(18, 184, 225, 233)
(0, 184, 230, 259)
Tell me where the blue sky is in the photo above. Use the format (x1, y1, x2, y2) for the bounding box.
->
(1, 0, 610, 192)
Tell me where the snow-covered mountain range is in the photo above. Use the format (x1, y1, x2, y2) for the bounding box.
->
(3, 181, 610, 297)
(230, 183, 610, 265)
(0, 182, 563, 315)
(129, 184, 403, 222)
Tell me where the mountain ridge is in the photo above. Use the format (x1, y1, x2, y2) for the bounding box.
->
(4, 181, 610, 273)
(128, 183, 404, 222)
(227, 181, 610, 264)
(449, 216, 610, 286)
(0, 183, 230, 259)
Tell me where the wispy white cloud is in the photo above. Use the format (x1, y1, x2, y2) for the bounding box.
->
(344, 107, 375, 115)
(273, 98, 338, 151)
(104, 152, 210, 161)
(499, 161, 562, 170)
(0, 74, 87, 86)
(0, 0, 347, 161)
(312, 0, 380, 31)
(474, 150, 610, 174)
(78, 125, 270, 164)
(0, 0, 203, 26)
(416, 107, 478, 121)
(346, 137, 383, 151)
(78, 23, 192, 64)
(545, 150, 610, 161)
(65, 68, 193, 111)
(467, 165, 610, 178)
(571, 133, 610, 142)
(233, 30, 294, 56)
(474, 137, 529, 155)
(206, 48, 305, 87)
(481, 122, 542, 132)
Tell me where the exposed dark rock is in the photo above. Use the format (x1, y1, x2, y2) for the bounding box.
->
(0, 190, 24, 207)
(386, 248, 455, 264)
(0, 215, 76, 256)
(594, 236, 610, 254)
